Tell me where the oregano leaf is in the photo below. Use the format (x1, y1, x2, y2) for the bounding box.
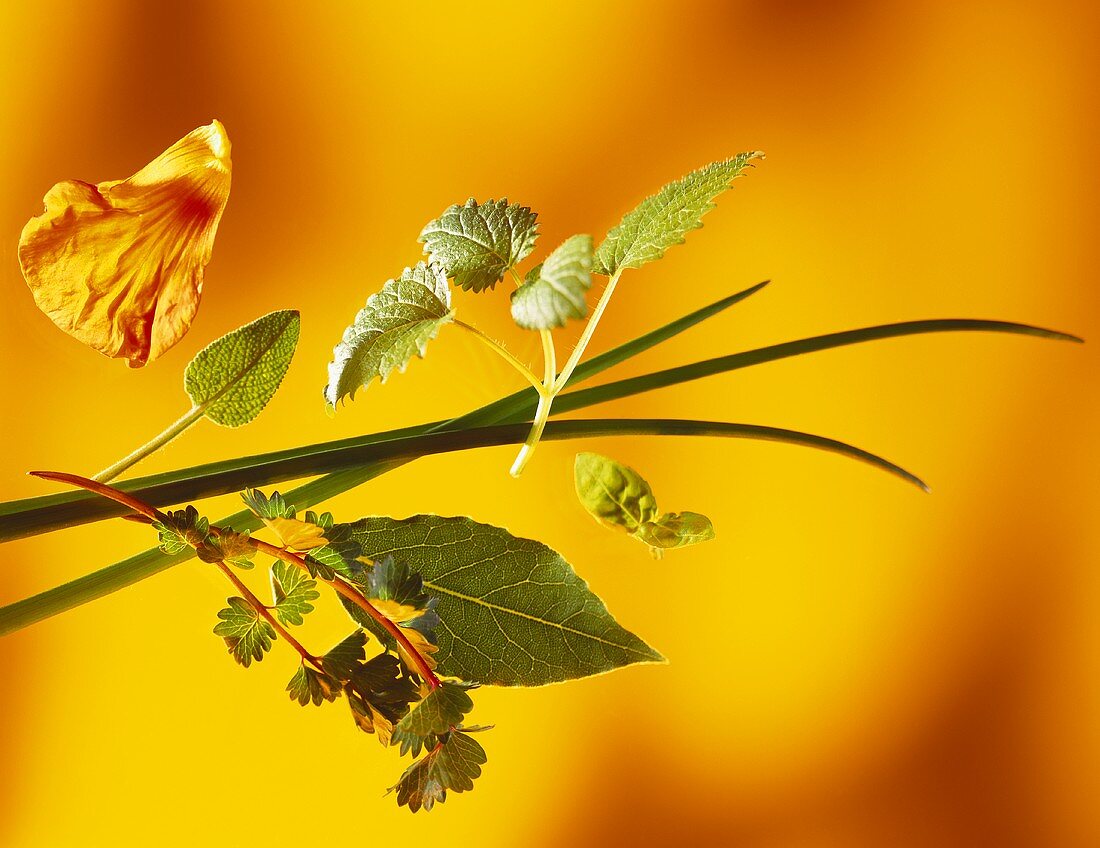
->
(575, 453, 716, 557)
(324, 262, 454, 408)
(213, 597, 276, 667)
(418, 199, 538, 292)
(390, 730, 487, 813)
(396, 682, 475, 739)
(593, 153, 763, 276)
(510, 234, 593, 330)
(269, 560, 321, 626)
(343, 515, 664, 686)
(184, 309, 300, 427)
(287, 664, 342, 706)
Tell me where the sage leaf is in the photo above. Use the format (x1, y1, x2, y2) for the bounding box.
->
(419, 199, 538, 292)
(593, 152, 763, 276)
(574, 453, 715, 557)
(344, 514, 663, 686)
(184, 309, 300, 427)
(324, 262, 454, 407)
(510, 234, 593, 330)
(213, 597, 276, 667)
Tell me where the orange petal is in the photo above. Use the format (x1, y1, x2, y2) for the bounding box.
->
(18, 121, 232, 367)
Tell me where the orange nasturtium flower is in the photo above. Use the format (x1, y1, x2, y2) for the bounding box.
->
(18, 120, 232, 367)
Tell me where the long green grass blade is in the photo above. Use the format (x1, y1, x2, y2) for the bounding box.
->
(0, 417, 923, 637)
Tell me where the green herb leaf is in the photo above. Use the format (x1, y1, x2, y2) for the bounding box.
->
(269, 560, 320, 626)
(573, 451, 659, 534)
(213, 597, 276, 667)
(574, 453, 715, 556)
(200, 529, 256, 568)
(287, 664, 342, 706)
(635, 511, 715, 557)
(324, 262, 454, 408)
(396, 682, 475, 738)
(593, 153, 763, 276)
(151, 505, 209, 554)
(321, 630, 368, 681)
(184, 310, 300, 427)
(390, 730, 487, 813)
(344, 515, 664, 686)
(419, 199, 538, 292)
(346, 653, 423, 745)
(510, 234, 593, 329)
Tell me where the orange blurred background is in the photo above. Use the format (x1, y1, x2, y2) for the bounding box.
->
(1, 1, 1097, 845)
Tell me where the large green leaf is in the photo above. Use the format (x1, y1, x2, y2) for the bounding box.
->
(510, 234, 593, 329)
(419, 199, 538, 292)
(184, 310, 300, 427)
(593, 153, 763, 276)
(345, 515, 664, 686)
(325, 262, 454, 407)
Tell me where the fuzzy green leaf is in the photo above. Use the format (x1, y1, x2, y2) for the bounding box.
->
(324, 262, 454, 407)
(287, 664, 342, 706)
(344, 515, 663, 686)
(573, 451, 659, 534)
(575, 453, 715, 557)
(184, 310, 300, 427)
(593, 153, 763, 276)
(419, 199, 538, 293)
(269, 561, 320, 626)
(510, 234, 593, 330)
(396, 682, 475, 739)
(391, 730, 487, 813)
(213, 597, 276, 667)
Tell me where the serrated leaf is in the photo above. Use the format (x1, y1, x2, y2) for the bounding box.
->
(390, 730, 487, 813)
(240, 487, 294, 521)
(418, 199, 538, 293)
(510, 234, 593, 330)
(365, 556, 436, 625)
(396, 682, 475, 739)
(200, 528, 256, 568)
(324, 262, 454, 407)
(575, 453, 715, 557)
(635, 511, 715, 558)
(344, 515, 663, 686)
(573, 452, 659, 534)
(151, 505, 210, 555)
(287, 664, 342, 706)
(184, 310, 300, 427)
(321, 630, 368, 681)
(241, 487, 328, 550)
(269, 560, 320, 626)
(213, 597, 276, 667)
(593, 153, 763, 276)
(346, 652, 423, 746)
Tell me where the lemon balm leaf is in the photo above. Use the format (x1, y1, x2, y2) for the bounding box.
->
(185, 310, 300, 427)
(510, 234, 594, 330)
(419, 199, 538, 292)
(324, 262, 454, 408)
(593, 153, 763, 276)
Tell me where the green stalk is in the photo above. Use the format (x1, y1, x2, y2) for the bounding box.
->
(0, 417, 925, 637)
(92, 406, 205, 483)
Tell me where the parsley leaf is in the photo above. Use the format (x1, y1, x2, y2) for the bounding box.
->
(151, 505, 210, 555)
(269, 561, 320, 626)
(390, 730, 487, 813)
(287, 664, 342, 706)
(510, 234, 593, 330)
(213, 597, 276, 667)
(419, 199, 538, 292)
(320, 630, 368, 681)
(396, 681, 475, 738)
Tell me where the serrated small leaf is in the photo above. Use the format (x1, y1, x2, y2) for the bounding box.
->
(321, 630, 368, 681)
(346, 653, 423, 746)
(200, 529, 256, 568)
(344, 515, 663, 686)
(240, 488, 294, 520)
(287, 664, 342, 706)
(184, 310, 300, 427)
(510, 234, 593, 330)
(418, 198, 538, 292)
(390, 730, 487, 813)
(396, 682, 475, 739)
(151, 505, 210, 555)
(241, 487, 328, 550)
(324, 262, 454, 407)
(365, 556, 436, 625)
(574, 452, 659, 534)
(269, 560, 320, 626)
(213, 597, 276, 667)
(635, 511, 715, 557)
(593, 153, 763, 276)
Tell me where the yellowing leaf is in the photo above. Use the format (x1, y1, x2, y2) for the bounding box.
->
(398, 626, 439, 672)
(373, 598, 427, 626)
(266, 517, 327, 551)
(18, 120, 232, 367)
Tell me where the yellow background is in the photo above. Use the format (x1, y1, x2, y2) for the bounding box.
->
(1, 2, 1097, 845)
